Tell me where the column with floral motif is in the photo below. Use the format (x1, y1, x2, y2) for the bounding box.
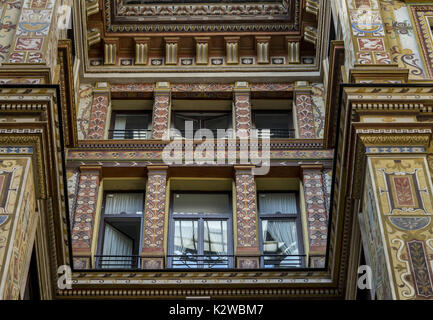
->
(141, 166, 168, 269)
(234, 166, 260, 268)
(152, 82, 171, 140)
(71, 166, 102, 269)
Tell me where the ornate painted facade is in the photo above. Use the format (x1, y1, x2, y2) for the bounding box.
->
(0, 0, 432, 301)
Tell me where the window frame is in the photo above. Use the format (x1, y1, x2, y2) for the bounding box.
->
(108, 110, 152, 140)
(96, 190, 145, 269)
(251, 110, 295, 139)
(256, 190, 305, 268)
(171, 111, 232, 137)
(167, 190, 234, 269)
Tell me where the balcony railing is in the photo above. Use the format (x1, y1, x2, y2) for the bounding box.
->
(254, 129, 296, 139)
(170, 129, 296, 139)
(109, 129, 152, 140)
(94, 255, 140, 269)
(91, 254, 306, 270)
(167, 254, 234, 269)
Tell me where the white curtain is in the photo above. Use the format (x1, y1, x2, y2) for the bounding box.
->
(173, 220, 198, 268)
(259, 193, 297, 214)
(262, 220, 299, 255)
(105, 193, 143, 215)
(113, 115, 127, 139)
(102, 223, 133, 268)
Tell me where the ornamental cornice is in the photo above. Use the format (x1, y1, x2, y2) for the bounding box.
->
(0, 134, 46, 198)
(358, 133, 431, 148)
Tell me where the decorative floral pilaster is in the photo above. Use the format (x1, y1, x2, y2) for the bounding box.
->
(141, 166, 168, 269)
(302, 166, 328, 258)
(152, 82, 171, 140)
(87, 82, 110, 140)
(233, 81, 252, 139)
(234, 166, 260, 268)
(71, 166, 102, 269)
(294, 82, 316, 139)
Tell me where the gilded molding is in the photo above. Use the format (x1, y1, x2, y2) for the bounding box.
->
(359, 134, 431, 148)
(0, 135, 45, 199)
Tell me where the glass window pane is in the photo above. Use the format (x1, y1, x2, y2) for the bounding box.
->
(173, 193, 230, 215)
(174, 114, 199, 132)
(114, 114, 149, 139)
(125, 115, 148, 130)
(172, 220, 198, 268)
(255, 113, 290, 129)
(101, 223, 134, 269)
(203, 220, 228, 255)
(258, 193, 297, 214)
(105, 193, 144, 215)
(203, 115, 229, 130)
(262, 220, 299, 255)
(203, 220, 229, 269)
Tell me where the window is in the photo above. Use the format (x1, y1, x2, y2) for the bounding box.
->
(257, 192, 304, 268)
(96, 192, 144, 269)
(168, 192, 233, 268)
(172, 112, 232, 138)
(253, 111, 295, 138)
(109, 111, 152, 139)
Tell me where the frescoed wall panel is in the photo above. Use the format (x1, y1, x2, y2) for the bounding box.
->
(366, 156, 433, 300)
(0, 157, 37, 300)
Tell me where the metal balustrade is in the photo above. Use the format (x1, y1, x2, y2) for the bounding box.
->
(108, 129, 152, 140)
(91, 254, 306, 270)
(169, 129, 296, 139)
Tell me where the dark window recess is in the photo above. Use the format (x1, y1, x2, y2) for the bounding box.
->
(356, 246, 373, 300)
(257, 192, 305, 268)
(109, 112, 151, 139)
(96, 192, 144, 269)
(172, 112, 231, 138)
(168, 192, 234, 269)
(23, 246, 40, 300)
(253, 112, 295, 138)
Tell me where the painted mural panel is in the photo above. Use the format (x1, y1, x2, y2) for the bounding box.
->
(312, 83, 325, 139)
(0, 157, 37, 300)
(77, 84, 93, 140)
(381, 0, 427, 79)
(368, 157, 433, 300)
(359, 166, 392, 299)
(0, 0, 23, 63)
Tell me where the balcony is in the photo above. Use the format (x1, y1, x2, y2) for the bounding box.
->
(108, 129, 152, 140)
(92, 254, 306, 270)
(255, 128, 295, 139)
